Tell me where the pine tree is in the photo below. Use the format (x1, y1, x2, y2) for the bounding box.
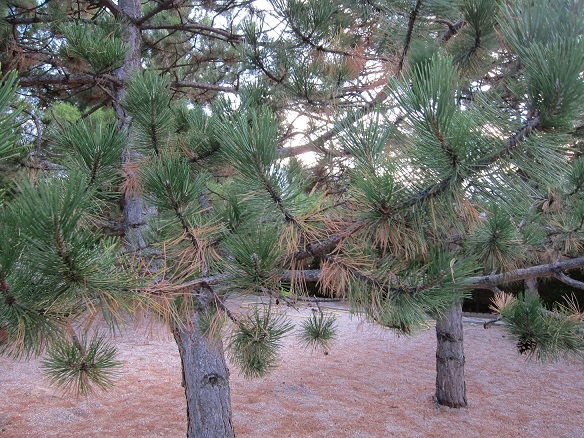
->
(1, 0, 583, 435)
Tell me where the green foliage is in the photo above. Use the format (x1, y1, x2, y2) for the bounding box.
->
(390, 53, 480, 184)
(123, 72, 175, 155)
(141, 153, 204, 214)
(499, 0, 584, 129)
(228, 305, 293, 378)
(466, 207, 523, 273)
(341, 114, 399, 222)
(218, 106, 279, 179)
(450, 0, 501, 73)
(568, 158, 584, 195)
(340, 112, 392, 167)
(6, 175, 138, 333)
(223, 225, 282, 291)
(174, 105, 221, 166)
(494, 294, 584, 362)
(40, 333, 121, 396)
(0, 272, 67, 359)
(0, 70, 20, 161)
(60, 20, 127, 73)
(395, 53, 460, 131)
(54, 118, 124, 192)
(299, 310, 337, 351)
(46, 102, 81, 126)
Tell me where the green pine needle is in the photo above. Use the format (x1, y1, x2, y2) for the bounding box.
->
(497, 294, 584, 362)
(40, 333, 121, 396)
(228, 305, 293, 378)
(299, 310, 337, 351)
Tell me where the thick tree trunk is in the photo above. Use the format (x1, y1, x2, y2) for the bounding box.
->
(172, 307, 235, 438)
(435, 302, 467, 408)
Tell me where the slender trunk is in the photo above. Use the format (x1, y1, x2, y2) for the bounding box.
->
(112, 4, 233, 435)
(435, 302, 467, 408)
(524, 277, 538, 298)
(172, 307, 235, 438)
(114, 0, 151, 249)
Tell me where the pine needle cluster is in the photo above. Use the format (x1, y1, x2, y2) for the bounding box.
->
(40, 333, 121, 396)
(299, 309, 337, 351)
(490, 293, 584, 362)
(228, 305, 293, 378)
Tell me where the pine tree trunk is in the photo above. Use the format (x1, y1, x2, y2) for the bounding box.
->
(524, 277, 538, 298)
(172, 308, 235, 438)
(435, 302, 467, 408)
(114, 0, 151, 249)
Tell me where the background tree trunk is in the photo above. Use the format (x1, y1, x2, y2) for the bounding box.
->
(435, 303, 467, 408)
(114, 0, 151, 249)
(524, 277, 539, 298)
(172, 304, 235, 438)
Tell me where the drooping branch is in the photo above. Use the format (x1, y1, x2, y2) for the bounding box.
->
(551, 271, 584, 291)
(465, 257, 584, 290)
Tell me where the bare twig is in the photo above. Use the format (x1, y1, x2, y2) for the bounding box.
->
(397, 0, 424, 73)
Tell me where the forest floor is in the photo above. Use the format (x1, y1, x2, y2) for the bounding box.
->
(1, 299, 583, 438)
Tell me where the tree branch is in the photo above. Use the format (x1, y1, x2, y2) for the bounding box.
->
(96, 0, 126, 19)
(149, 256, 584, 300)
(141, 23, 244, 42)
(465, 257, 584, 290)
(136, 0, 176, 26)
(440, 18, 466, 43)
(291, 221, 366, 261)
(396, 115, 543, 211)
(468, 116, 542, 172)
(18, 73, 122, 88)
(172, 81, 237, 93)
(277, 85, 391, 158)
(398, 0, 424, 73)
(18, 74, 237, 93)
(552, 271, 584, 291)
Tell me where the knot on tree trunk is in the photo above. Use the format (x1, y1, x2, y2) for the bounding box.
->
(436, 332, 461, 343)
(203, 373, 224, 387)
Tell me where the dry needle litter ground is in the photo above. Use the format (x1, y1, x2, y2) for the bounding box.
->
(1, 302, 583, 438)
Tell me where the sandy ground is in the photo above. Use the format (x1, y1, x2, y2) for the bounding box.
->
(1, 301, 583, 438)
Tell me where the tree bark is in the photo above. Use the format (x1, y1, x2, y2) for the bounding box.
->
(114, 0, 152, 249)
(172, 305, 235, 438)
(435, 303, 467, 408)
(524, 277, 538, 297)
(465, 256, 584, 289)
